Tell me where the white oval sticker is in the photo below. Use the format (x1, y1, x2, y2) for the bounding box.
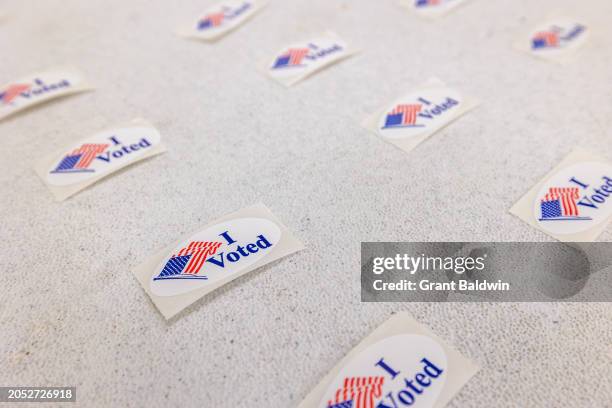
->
(46, 126, 161, 186)
(320, 334, 447, 408)
(377, 87, 464, 140)
(534, 161, 612, 235)
(150, 217, 281, 297)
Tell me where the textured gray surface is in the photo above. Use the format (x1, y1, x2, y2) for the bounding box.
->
(0, 0, 611, 407)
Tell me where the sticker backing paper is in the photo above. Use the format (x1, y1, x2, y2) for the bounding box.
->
(510, 149, 612, 242)
(177, 0, 268, 41)
(298, 312, 478, 408)
(35, 119, 166, 201)
(0, 67, 92, 122)
(132, 203, 304, 320)
(265, 31, 358, 87)
(363, 78, 479, 154)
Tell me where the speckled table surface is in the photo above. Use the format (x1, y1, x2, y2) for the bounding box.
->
(0, 0, 611, 407)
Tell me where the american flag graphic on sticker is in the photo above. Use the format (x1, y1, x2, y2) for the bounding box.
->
(327, 377, 385, 408)
(539, 187, 591, 221)
(198, 12, 225, 30)
(383, 104, 423, 129)
(410, 0, 469, 17)
(0, 83, 31, 104)
(532, 30, 560, 49)
(272, 48, 310, 69)
(154, 241, 223, 281)
(50, 143, 109, 174)
(415, 0, 442, 7)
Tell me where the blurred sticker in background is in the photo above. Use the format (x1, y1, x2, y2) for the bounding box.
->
(515, 16, 589, 62)
(0, 67, 92, 122)
(400, 0, 472, 18)
(177, 0, 268, 41)
(265, 31, 358, 87)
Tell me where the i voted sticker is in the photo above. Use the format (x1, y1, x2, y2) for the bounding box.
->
(266, 31, 358, 87)
(0, 67, 92, 122)
(150, 217, 281, 296)
(516, 17, 589, 62)
(534, 162, 612, 235)
(400, 0, 471, 18)
(35, 120, 166, 201)
(133, 203, 304, 319)
(322, 335, 447, 408)
(298, 313, 478, 408)
(177, 0, 268, 41)
(510, 150, 612, 241)
(364, 78, 478, 154)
